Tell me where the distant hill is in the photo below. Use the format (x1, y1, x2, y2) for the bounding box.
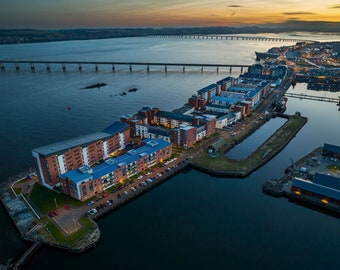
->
(259, 20, 340, 32)
(1, 21, 339, 44)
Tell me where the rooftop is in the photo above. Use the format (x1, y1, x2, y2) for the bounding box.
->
(293, 174, 340, 200)
(33, 121, 128, 157)
(156, 110, 194, 123)
(197, 83, 217, 94)
(62, 138, 171, 184)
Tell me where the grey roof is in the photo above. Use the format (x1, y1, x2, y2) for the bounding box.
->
(293, 174, 340, 200)
(33, 121, 128, 157)
(323, 143, 340, 154)
(156, 110, 193, 123)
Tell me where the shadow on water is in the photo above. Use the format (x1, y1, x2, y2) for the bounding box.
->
(288, 198, 340, 220)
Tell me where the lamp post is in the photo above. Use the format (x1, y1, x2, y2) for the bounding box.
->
(54, 196, 58, 209)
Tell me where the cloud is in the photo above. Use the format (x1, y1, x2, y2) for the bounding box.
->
(329, 5, 340, 9)
(283, 12, 316, 15)
(227, 5, 243, 8)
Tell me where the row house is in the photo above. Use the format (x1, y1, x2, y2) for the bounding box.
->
(32, 121, 130, 188)
(60, 138, 172, 201)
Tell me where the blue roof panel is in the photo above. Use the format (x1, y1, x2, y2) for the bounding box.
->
(293, 177, 340, 200)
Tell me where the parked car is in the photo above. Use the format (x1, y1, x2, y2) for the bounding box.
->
(87, 200, 94, 206)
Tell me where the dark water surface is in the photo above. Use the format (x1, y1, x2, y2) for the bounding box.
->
(1, 34, 340, 269)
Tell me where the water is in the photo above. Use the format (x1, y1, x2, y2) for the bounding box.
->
(226, 117, 287, 160)
(1, 33, 340, 269)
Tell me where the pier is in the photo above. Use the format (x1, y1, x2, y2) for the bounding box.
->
(0, 60, 250, 73)
(284, 93, 340, 103)
(151, 35, 315, 43)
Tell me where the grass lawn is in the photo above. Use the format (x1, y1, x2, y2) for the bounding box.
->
(191, 114, 307, 173)
(30, 183, 86, 215)
(43, 215, 97, 246)
(327, 164, 340, 173)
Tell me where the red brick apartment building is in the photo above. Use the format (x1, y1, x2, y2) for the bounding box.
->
(32, 121, 130, 188)
(60, 138, 172, 201)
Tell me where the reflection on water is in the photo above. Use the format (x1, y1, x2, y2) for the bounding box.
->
(226, 117, 287, 160)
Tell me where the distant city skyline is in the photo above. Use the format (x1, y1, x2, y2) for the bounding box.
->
(1, 0, 340, 29)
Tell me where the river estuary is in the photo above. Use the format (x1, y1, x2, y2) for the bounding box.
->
(1, 33, 340, 269)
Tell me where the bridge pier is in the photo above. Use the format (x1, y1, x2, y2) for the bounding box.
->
(147, 65, 149, 72)
(217, 66, 219, 72)
(46, 63, 51, 71)
(112, 64, 115, 72)
(129, 65, 132, 72)
(229, 67, 232, 73)
(78, 64, 82, 71)
(201, 66, 203, 72)
(62, 63, 66, 71)
(30, 63, 35, 72)
(15, 63, 20, 72)
(165, 65, 167, 72)
(183, 66, 185, 72)
(1, 62, 5, 71)
(95, 63, 98, 72)
(241, 67, 243, 73)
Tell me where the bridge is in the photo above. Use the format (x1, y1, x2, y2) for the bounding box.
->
(150, 35, 315, 43)
(0, 60, 251, 73)
(284, 92, 340, 103)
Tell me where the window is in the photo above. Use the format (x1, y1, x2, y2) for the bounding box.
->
(82, 186, 87, 196)
(89, 183, 94, 192)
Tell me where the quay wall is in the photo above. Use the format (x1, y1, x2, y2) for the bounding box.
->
(191, 113, 307, 178)
(91, 160, 190, 221)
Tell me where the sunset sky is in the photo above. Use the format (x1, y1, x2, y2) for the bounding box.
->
(1, 0, 340, 29)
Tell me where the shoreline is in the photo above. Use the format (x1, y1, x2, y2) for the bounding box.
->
(190, 113, 307, 178)
(262, 147, 340, 216)
(0, 71, 302, 266)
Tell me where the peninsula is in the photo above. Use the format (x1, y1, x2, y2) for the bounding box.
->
(1, 40, 339, 269)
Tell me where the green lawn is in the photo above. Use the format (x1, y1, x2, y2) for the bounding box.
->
(191, 114, 307, 173)
(43, 215, 97, 246)
(327, 164, 340, 173)
(30, 183, 86, 215)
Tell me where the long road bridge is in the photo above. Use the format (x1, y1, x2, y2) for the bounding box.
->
(150, 35, 316, 43)
(284, 92, 340, 103)
(0, 60, 251, 73)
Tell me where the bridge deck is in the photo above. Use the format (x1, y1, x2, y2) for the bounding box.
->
(285, 93, 340, 103)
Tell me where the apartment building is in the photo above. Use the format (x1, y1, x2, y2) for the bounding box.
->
(32, 121, 130, 188)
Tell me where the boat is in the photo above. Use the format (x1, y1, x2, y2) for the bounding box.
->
(255, 51, 280, 61)
(83, 82, 107, 89)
